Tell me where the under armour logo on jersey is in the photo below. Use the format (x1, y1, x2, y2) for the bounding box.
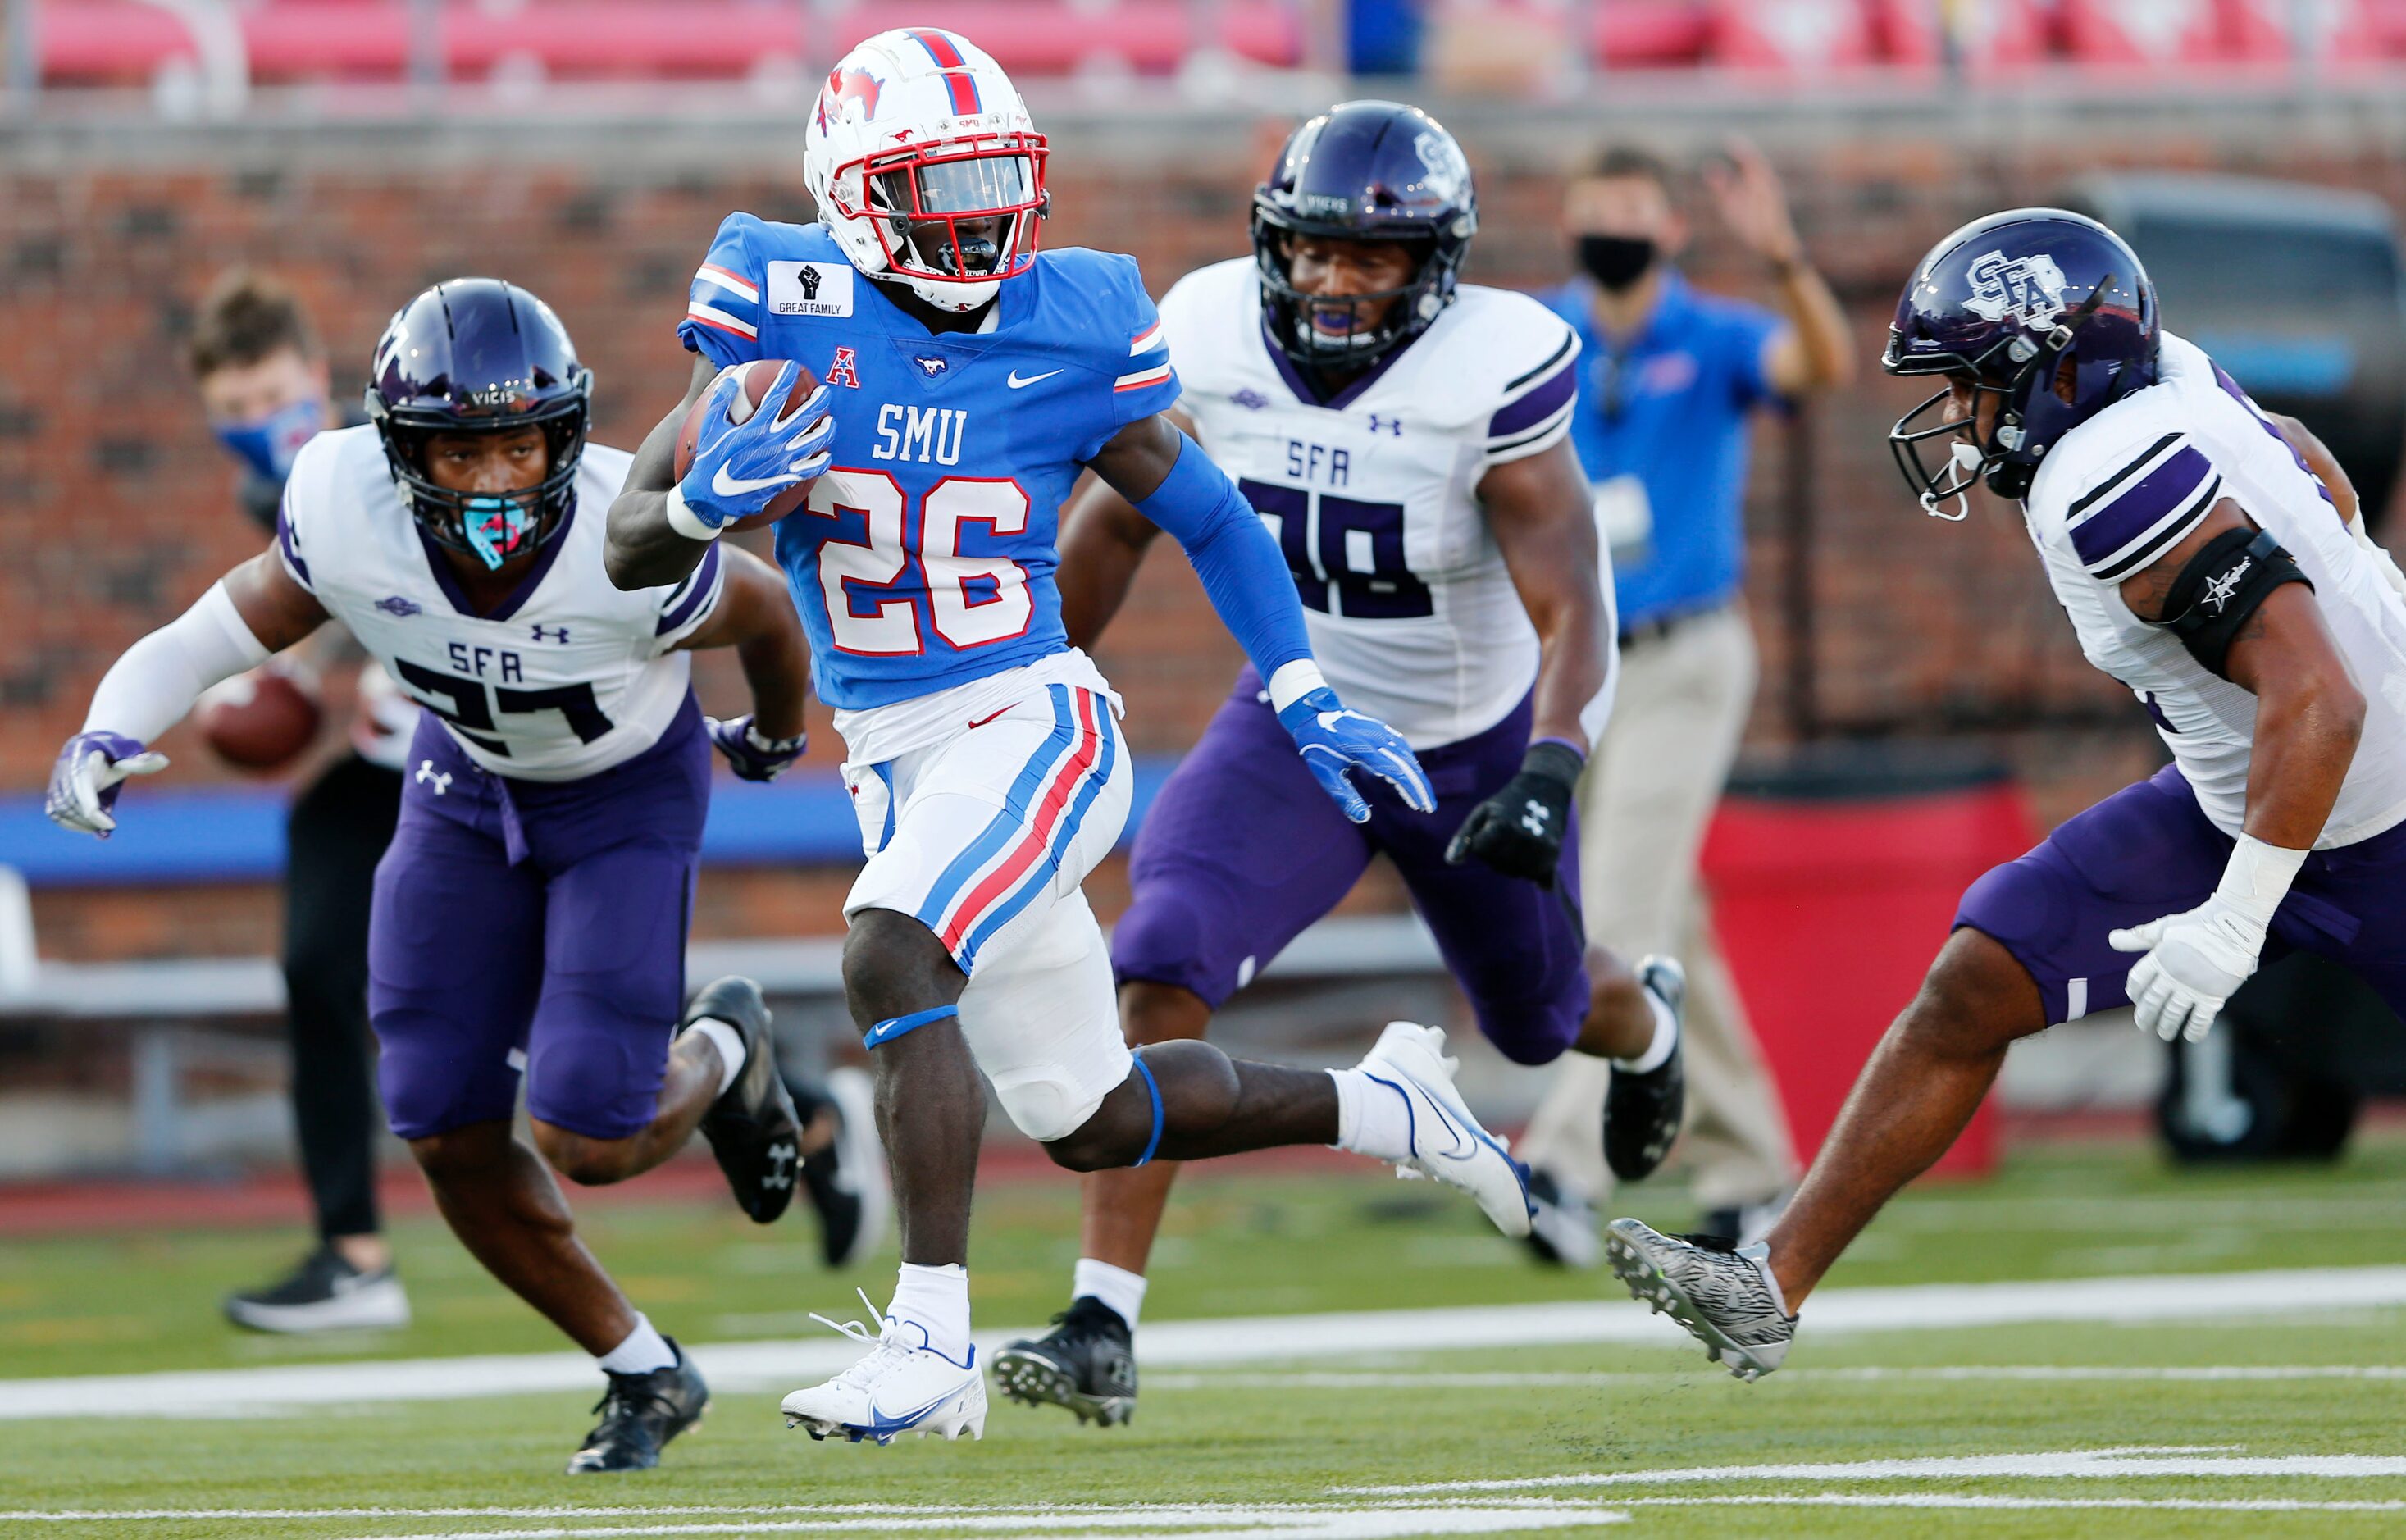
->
(1368, 414, 1403, 436)
(374, 595, 422, 617)
(1232, 389, 1270, 411)
(826, 346, 861, 390)
(531, 623, 570, 644)
(1962, 248, 2070, 327)
(414, 760, 452, 795)
(2202, 560, 2250, 613)
(914, 355, 949, 377)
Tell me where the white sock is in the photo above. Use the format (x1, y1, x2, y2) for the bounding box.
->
(1072, 1257, 1148, 1333)
(1614, 988, 1679, 1074)
(887, 1262, 971, 1363)
(683, 1018, 746, 1097)
(1328, 1068, 1414, 1163)
(598, 1313, 677, 1375)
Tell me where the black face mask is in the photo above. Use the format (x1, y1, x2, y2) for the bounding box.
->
(1577, 234, 1657, 292)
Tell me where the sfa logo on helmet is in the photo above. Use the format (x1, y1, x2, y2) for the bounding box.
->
(1962, 248, 2069, 327)
(816, 66, 882, 133)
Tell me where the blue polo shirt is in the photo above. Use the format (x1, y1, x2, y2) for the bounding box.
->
(1542, 271, 1787, 631)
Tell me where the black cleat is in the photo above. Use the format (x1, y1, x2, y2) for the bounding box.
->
(795, 1066, 890, 1269)
(1604, 955, 1687, 1183)
(991, 1295, 1137, 1427)
(223, 1246, 410, 1334)
(567, 1339, 708, 1473)
(686, 977, 803, 1223)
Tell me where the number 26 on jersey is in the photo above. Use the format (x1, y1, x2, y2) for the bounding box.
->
(805, 470, 1033, 656)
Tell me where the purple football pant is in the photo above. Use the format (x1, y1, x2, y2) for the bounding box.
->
(1957, 763, 2406, 1027)
(368, 698, 710, 1142)
(1112, 668, 1589, 1065)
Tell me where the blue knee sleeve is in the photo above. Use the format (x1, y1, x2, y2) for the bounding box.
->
(864, 1003, 959, 1050)
(1131, 1050, 1164, 1168)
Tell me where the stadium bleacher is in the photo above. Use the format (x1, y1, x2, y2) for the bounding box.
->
(24, 0, 2406, 91)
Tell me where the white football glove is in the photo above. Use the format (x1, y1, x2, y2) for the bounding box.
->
(44, 731, 170, 839)
(2108, 897, 2265, 1042)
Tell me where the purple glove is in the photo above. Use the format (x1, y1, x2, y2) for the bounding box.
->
(47, 731, 170, 838)
(707, 713, 806, 782)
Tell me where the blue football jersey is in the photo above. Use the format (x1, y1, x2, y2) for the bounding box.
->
(679, 216, 1180, 710)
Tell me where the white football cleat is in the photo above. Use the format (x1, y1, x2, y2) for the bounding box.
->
(1356, 1021, 1533, 1238)
(780, 1291, 986, 1446)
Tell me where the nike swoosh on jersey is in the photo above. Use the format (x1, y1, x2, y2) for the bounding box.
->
(712, 465, 801, 498)
(1006, 369, 1064, 390)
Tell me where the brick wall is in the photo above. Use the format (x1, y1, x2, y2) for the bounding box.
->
(7, 100, 2403, 957)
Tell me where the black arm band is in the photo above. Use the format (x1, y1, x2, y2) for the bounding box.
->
(2160, 526, 2311, 679)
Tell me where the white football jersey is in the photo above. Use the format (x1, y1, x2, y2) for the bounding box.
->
(1163, 259, 1590, 749)
(2024, 330, 2406, 848)
(276, 426, 722, 781)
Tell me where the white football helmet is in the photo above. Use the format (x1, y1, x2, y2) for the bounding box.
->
(804, 28, 1047, 314)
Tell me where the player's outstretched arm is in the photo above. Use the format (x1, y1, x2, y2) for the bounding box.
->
(1055, 408, 1194, 649)
(671, 546, 813, 781)
(1446, 440, 1611, 883)
(1087, 413, 1433, 823)
(48, 546, 330, 837)
(2267, 412, 2360, 526)
(2107, 499, 2367, 1041)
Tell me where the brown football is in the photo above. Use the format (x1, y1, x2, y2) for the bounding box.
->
(672, 358, 825, 532)
(196, 666, 323, 774)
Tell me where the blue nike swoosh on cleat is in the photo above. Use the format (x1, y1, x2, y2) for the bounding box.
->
(1365, 1070, 1478, 1163)
(861, 1383, 966, 1437)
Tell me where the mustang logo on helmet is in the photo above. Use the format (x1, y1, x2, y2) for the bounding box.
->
(1962, 249, 2070, 328)
(817, 66, 882, 132)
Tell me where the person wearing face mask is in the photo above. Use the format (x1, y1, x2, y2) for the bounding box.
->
(186, 271, 421, 1333)
(1515, 141, 1853, 1264)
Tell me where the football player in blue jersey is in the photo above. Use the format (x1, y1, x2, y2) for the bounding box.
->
(605, 27, 1530, 1446)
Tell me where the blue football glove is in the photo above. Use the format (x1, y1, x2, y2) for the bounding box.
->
(707, 713, 806, 783)
(669, 362, 835, 536)
(46, 731, 169, 838)
(1275, 687, 1434, 825)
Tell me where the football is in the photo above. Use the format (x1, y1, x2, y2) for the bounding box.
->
(672, 358, 825, 531)
(194, 665, 323, 774)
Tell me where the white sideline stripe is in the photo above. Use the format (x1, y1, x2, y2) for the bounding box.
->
(11, 1264, 2406, 1421)
(1342, 1447, 2406, 1495)
(336, 1508, 1629, 1540)
(1151, 1365, 2406, 1390)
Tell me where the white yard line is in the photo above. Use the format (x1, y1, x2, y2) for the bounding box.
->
(1341, 1447, 2406, 1495)
(9, 1264, 2406, 1421)
(1150, 1365, 2406, 1389)
(332, 1507, 1629, 1540)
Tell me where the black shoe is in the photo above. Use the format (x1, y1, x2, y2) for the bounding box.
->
(991, 1296, 1137, 1427)
(793, 1066, 891, 1269)
(1521, 1167, 1602, 1269)
(686, 977, 803, 1224)
(223, 1246, 410, 1334)
(567, 1339, 708, 1473)
(1604, 955, 1687, 1183)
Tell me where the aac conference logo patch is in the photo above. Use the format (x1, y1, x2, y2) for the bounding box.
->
(768, 261, 854, 318)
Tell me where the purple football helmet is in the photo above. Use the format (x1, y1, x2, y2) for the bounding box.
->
(1884, 208, 2159, 517)
(365, 278, 591, 567)
(1251, 99, 1477, 371)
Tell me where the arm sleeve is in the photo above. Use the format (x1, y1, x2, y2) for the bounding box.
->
(677, 213, 769, 370)
(1483, 325, 1581, 466)
(650, 541, 728, 653)
(2062, 431, 2223, 582)
(1134, 431, 1312, 682)
(83, 581, 273, 742)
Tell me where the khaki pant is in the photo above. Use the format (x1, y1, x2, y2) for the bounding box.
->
(1518, 605, 1798, 1209)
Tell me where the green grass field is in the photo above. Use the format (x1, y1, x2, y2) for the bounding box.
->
(5, 1136, 2406, 1538)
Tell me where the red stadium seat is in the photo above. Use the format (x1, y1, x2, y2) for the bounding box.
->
(2221, 0, 2389, 66)
(2059, 0, 2225, 64)
(1591, 0, 1714, 68)
(1706, 0, 1881, 71)
(1874, 0, 2053, 73)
